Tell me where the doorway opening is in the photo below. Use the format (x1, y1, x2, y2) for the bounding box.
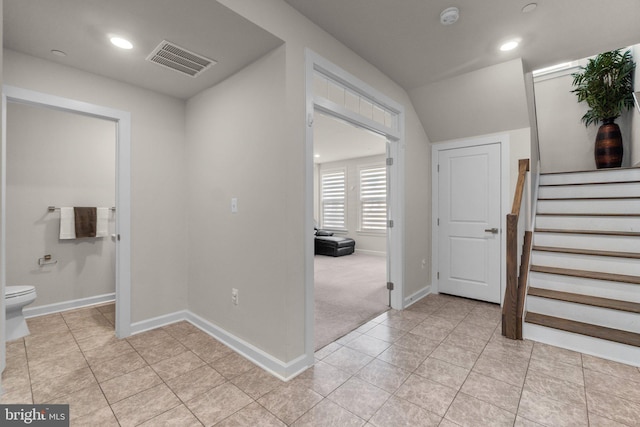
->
(304, 50, 406, 362)
(1, 86, 132, 363)
(313, 111, 389, 350)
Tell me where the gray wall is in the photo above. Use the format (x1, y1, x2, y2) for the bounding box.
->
(186, 47, 290, 360)
(409, 59, 531, 143)
(1, 0, 5, 387)
(219, 0, 433, 361)
(6, 102, 115, 308)
(4, 49, 189, 324)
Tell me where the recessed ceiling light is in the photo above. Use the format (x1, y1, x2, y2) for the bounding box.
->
(440, 7, 460, 25)
(110, 36, 133, 50)
(500, 40, 520, 51)
(50, 49, 67, 57)
(522, 3, 537, 13)
(314, 154, 320, 158)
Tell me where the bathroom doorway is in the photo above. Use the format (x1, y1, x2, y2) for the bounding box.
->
(6, 101, 117, 318)
(1, 86, 132, 349)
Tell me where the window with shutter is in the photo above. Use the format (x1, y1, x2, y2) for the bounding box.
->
(320, 170, 346, 230)
(360, 166, 387, 232)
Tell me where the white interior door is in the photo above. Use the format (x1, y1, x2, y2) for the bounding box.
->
(438, 143, 501, 303)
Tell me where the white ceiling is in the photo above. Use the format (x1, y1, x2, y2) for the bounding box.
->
(314, 112, 386, 164)
(3, 0, 283, 100)
(284, 0, 640, 91)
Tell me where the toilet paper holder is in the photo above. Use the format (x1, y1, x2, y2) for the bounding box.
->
(38, 254, 58, 266)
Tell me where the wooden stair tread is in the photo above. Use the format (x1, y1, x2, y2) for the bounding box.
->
(530, 265, 640, 285)
(533, 245, 640, 259)
(540, 166, 640, 175)
(540, 180, 640, 187)
(539, 196, 640, 201)
(535, 228, 640, 237)
(528, 287, 640, 313)
(525, 312, 640, 348)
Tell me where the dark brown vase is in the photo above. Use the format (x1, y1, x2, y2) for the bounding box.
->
(594, 118, 623, 169)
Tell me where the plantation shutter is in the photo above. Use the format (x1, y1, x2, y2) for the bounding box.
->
(360, 166, 387, 231)
(321, 170, 346, 230)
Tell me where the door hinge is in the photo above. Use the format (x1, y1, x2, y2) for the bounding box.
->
(117, 234, 121, 241)
(437, 272, 440, 279)
(437, 164, 440, 172)
(386, 282, 394, 291)
(386, 157, 393, 166)
(388, 220, 394, 228)
(437, 218, 440, 226)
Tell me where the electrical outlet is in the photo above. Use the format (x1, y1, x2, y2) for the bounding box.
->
(421, 259, 426, 269)
(231, 288, 239, 305)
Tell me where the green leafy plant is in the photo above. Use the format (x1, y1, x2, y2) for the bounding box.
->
(571, 49, 636, 127)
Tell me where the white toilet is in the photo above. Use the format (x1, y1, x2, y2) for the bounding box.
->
(5, 285, 37, 341)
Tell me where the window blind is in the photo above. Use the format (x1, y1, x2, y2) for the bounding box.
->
(360, 166, 387, 231)
(321, 170, 346, 230)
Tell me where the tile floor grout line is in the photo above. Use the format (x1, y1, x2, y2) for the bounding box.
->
(438, 306, 488, 424)
(64, 308, 121, 425)
(132, 332, 218, 426)
(512, 338, 533, 427)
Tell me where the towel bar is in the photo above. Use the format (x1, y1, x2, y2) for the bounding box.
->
(48, 206, 116, 212)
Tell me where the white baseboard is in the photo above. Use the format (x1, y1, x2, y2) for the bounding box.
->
(186, 311, 312, 381)
(24, 293, 115, 318)
(130, 310, 189, 335)
(127, 309, 313, 381)
(354, 249, 386, 257)
(23, 301, 314, 381)
(404, 285, 431, 308)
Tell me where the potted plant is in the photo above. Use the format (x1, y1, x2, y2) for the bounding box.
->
(571, 49, 636, 168)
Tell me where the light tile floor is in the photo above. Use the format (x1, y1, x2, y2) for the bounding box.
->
(2, 294, 640, 426)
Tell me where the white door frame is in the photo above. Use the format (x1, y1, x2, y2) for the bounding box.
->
(304, 50, 405, 362)
(431, 134, 510, 305)
(1, 85, 132, 343)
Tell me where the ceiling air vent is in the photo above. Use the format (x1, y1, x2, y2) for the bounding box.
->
(146, 40, 216, 78)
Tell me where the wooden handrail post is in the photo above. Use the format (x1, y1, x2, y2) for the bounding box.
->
(502, 213, 519, 339)
(502, 158, 531, 340)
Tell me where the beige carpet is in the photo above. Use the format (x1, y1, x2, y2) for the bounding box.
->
(314, 252, 388, 350)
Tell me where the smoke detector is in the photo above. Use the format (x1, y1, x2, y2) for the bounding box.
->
(440, 7, 460, 25)
(146, 40, 216, 78)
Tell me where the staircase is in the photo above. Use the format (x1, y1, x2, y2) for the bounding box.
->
(522, 167, 640, 366)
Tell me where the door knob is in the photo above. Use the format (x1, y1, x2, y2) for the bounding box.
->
(484, 228, 499, 234)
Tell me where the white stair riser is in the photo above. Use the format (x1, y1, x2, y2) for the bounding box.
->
(532, 251, 640, 276)
(537, 199, 640, 215)
(535, 215, 640, 233)
(523, 322, 640, 367)
(539, 182, 640, 199)
(533, 232, 640, 253)
(526, 296, 640, 333)
(530, 272, 640, 303)
(540, 169, 640, 186)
